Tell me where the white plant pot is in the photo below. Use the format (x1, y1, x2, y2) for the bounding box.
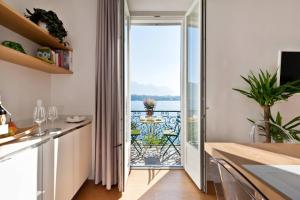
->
(38, 21, 48, 33)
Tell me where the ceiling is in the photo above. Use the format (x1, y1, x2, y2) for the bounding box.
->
(127, 0, 194, 12)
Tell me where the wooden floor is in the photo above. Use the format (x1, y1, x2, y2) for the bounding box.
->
(74, 169, 216, 200)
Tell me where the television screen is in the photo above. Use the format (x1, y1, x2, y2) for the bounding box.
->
(279, 51, 300, 85)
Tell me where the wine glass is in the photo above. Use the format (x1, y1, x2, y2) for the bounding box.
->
(33, 105, 46, 135)
(47, 106, 61, 132)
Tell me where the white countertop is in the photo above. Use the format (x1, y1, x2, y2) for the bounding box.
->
(0, 116, 92, 160)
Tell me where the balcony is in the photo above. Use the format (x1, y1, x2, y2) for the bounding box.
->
(131, 110, 181, 167)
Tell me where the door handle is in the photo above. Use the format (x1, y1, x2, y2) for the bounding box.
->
(114, 143, 122, 148)
(37, 190, 45, 197)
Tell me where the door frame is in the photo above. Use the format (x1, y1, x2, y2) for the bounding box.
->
(201, 0, 207, 192)
(121, 0, 131, 192)
(121, 0, 207, 191)
(129, 17, 186, 168)
(196, 0, 207, 191)
(182, 0, 207, 191)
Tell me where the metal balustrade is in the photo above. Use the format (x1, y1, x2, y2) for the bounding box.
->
(130, 110, 182, 166)
(131, 110, 181, 145)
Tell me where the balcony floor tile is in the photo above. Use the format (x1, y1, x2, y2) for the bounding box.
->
(130, 145, 182, 167)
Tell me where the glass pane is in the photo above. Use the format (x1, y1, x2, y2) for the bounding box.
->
(186, 3, 200, 149)
(125, 15, 130, 142)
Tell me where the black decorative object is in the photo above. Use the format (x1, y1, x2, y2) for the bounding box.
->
(25, 8, 67, 43)
(2, 41, 26, 53)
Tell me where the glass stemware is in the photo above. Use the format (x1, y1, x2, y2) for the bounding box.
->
(47, 106, 61, 132)
(33, 105, 46, 136)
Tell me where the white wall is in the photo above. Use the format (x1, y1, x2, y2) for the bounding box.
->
(0, 0, 97, 178)
(206, 0, 300, 142)
(48, 0, 97, 117)
(49, 0, 97, 179)
(0, 1, 51, 120)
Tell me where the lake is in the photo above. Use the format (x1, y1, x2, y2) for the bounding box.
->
(131, 101, 180, 111)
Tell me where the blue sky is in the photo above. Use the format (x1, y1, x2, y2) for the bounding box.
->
(130, 25, 181, 96)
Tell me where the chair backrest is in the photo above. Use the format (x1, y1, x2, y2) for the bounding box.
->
(213, 158, 266, 200)
(174, 116, 181, 135)
(249, 120, 300, 143)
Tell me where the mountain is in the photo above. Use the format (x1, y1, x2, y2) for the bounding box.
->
(131, 81, 177, 96)
(131, 95, 180, 101)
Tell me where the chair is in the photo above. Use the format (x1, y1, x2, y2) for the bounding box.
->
(212, 158, 266, 200)
(161, 117, 181, 157)
(250, 120, 300, 143)
(131, 129, 142, 155)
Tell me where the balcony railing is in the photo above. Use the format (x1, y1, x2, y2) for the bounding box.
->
(131, 110, 181, 166)
(131, 110, 181, 145)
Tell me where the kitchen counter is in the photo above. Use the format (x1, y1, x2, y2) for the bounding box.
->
(0, 116, 92, 161)
(205, 143, 300, 200)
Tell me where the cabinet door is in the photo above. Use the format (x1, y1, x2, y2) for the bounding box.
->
(54, 133, 74, 200)
(0, 146, 40, 200)
(73, 124, 92, 193)
(42, 139, 54, 200)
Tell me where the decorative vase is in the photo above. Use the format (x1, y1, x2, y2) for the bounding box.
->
(146, 109, 153, 117)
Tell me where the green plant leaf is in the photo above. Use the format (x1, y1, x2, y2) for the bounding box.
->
(234, 69, 300, 142)
(233, 69, 300, 106)
(283, 116, 300, 128)
(275, 112, 282, 125)
(247, 118, 255, 124)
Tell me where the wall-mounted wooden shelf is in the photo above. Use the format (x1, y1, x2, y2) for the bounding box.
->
(0, 45, 73, 74)
(0, 1, 72, 51)
(0, 1, 73, 74)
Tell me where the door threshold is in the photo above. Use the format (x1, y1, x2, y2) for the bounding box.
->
(130, 165, 183, 170)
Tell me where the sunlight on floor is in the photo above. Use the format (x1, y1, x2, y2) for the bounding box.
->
(74, 170, 216, 200)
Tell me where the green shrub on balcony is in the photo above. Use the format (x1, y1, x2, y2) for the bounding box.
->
(143, 135, 166, 146)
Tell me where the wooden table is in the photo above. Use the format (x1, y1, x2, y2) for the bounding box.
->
(205, 143, 300, 200)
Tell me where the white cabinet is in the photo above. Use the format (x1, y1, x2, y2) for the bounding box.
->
(42, 139, 55, 200)
(0, 123, 92, 200)
(0, 144, 42, 200)
(73, 124, 92, 193)
(54, 131, 75, 200)
(54, 124, 92, 200)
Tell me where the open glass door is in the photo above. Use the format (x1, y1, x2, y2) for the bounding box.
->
(183, 0, 203, 189)
(122, 0, 131, 191)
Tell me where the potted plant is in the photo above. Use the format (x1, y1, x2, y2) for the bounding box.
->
(143, 134, 166, 147)
(25, 8, 68, 44)
(233, 70, 300, 142)
(143, 98, 156, 117)
(249, 112, 300, 142)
